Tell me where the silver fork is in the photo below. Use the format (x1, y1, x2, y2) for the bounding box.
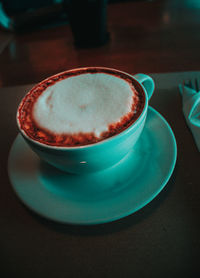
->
(184, 78, 200, 92)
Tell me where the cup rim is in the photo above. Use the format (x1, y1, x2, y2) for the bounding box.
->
(16, 66, 148, 150)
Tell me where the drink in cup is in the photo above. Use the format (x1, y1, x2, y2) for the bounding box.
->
(17, 67, 154, 174)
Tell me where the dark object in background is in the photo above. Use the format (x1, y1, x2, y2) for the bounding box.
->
(66, 0, 109, 47)
(0, 0, 109, 47)
(2, 0, 54, 15)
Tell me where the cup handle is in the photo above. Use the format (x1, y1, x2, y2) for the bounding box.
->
(133, 73, 155, 100)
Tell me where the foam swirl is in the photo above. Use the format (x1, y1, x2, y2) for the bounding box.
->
(33, 73, 137, 137)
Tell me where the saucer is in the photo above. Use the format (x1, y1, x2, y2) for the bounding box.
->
(8, 107, 177, 225)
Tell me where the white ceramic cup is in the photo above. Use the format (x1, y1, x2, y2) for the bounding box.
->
(17, 67, 154, 174)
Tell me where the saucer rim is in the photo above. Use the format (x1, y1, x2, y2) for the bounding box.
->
(8, 107, 177, 225)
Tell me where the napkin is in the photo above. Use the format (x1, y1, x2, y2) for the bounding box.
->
(179, 84, 200, 151)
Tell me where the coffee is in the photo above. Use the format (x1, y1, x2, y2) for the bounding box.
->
(17, 67, 145, 147)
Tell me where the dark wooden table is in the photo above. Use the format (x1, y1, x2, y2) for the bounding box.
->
(0, 0, 200, 87)
(0, 1, 200, 278)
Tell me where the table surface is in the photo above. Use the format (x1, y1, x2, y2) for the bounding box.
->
(1, 0, 200, 87)
(0, 1, 200, 277)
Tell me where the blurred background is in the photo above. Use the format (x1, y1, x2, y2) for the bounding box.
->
(0, 0, 200, 87)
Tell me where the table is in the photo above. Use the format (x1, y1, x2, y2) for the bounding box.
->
(1, 0, 200, 87)
(0, 0, 200, 277)
(1, 71, 200, 277)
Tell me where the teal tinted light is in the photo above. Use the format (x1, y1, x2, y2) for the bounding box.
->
(53, 0, 63, 3)
(184, 0, 200, 9)
(0, 3, 12, 29)
(9, 42, 17, 59)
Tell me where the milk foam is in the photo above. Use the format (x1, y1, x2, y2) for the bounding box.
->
(33, 73, 136, 137)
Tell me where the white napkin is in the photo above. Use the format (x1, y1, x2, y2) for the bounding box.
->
(179, 84, 200, 151)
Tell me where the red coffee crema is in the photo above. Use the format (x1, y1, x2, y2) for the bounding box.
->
(17, 68, 146, 147)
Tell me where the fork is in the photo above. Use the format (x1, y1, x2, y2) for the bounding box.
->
(183, 78, 200, 124)
(184, 78, 200, 92)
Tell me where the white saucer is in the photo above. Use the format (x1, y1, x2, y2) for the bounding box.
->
(8, 107, 177, 225)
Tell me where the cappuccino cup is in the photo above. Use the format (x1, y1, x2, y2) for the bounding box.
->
(17, 67, 154, 174)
